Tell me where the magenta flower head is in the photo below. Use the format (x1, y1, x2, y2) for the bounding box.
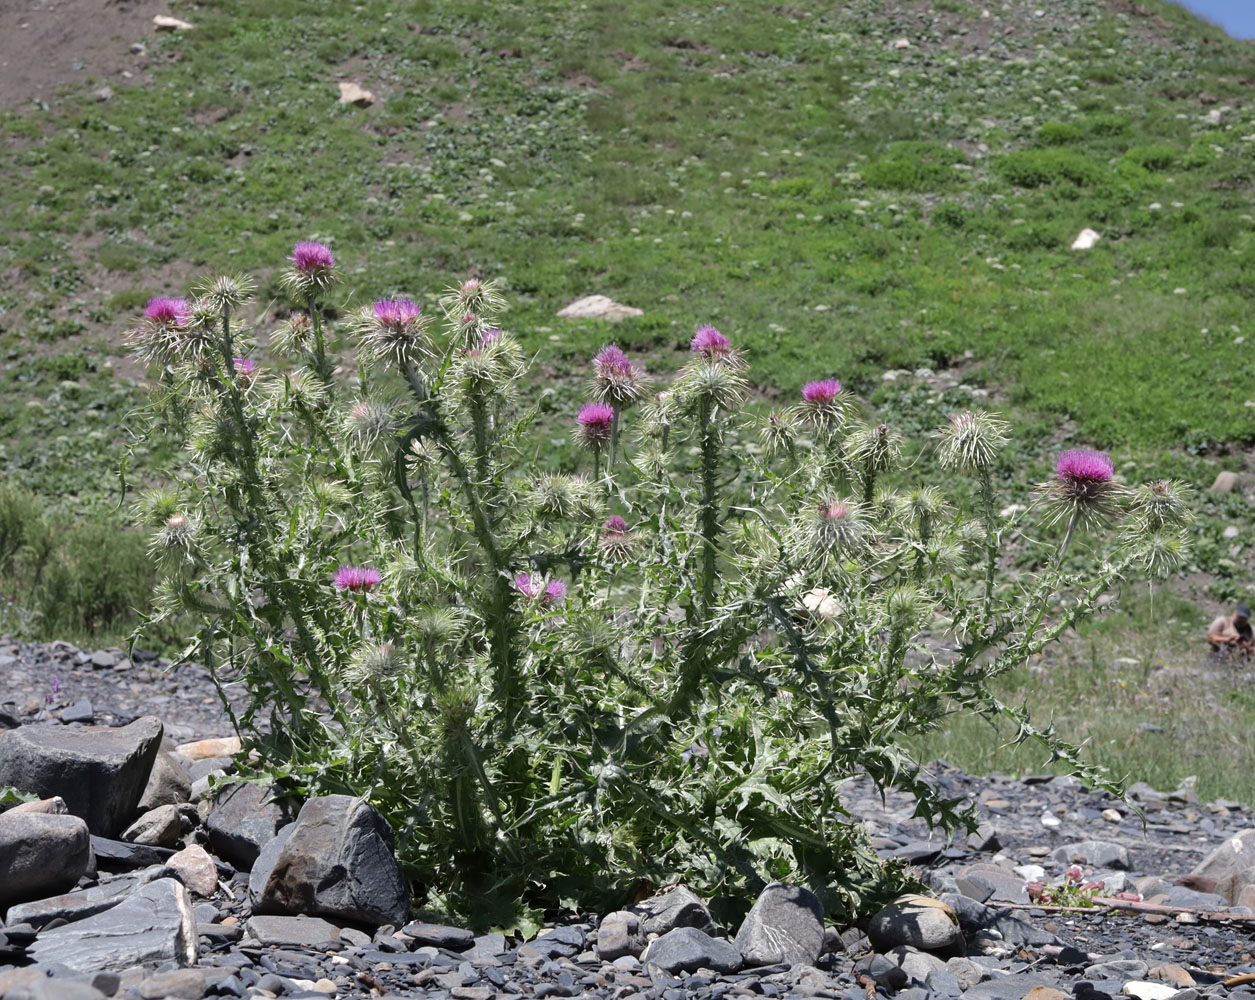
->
(599, 515, 635, 560)
(1035, 447, 1123, 533)
(514, 572, 540, 599)
(481, 327, 504, 345)
(282, 240, 339, 298)
(1056, 449, 1114, 484)
(290, 241, 335, 273)
(356, 296, 430, 368)
(590, 344, 644, 407)
(575, 402, 615, 449)
(332, 565, 382, 593)
(373, 297, 422, 329)
(691, 324, 731, 358)
(803, 379, 842, 404)
(143, 297, 192, 326)
(543, 579, 567, 604)
(799, 378, 847, 426)
(233, 357, 257, 382)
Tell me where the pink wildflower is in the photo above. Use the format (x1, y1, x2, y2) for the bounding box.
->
(594, 345, 632, 377)
(332, 565, 382, 593)
(514, 573, 541, 598)
(373, 297, 423, 329)
(543, 579, 567, 604)
(233, 357, 256, 377)
(599, 515, 635, 560)
(143, 297, 192, 325)
(481, 328, 504, 345)
(576, 402, 615, 448)
(290, 241, 335, 273)
(802, 379, 842, 404)
(691, 324, 731, 357)
(1055, 449, 1114, 484)
(604, 515, 628, 533)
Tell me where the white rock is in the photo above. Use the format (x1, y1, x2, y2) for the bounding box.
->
(1207, 109, 1222, 125)
(556, 295, 643, 322)
(892, 38, 911, 49)
(1223, 526, 1240, 540)
(1014, 864, 1046, 881)
(1122, 982, 1177, 1000)
(1102, 808, 1123, 823)
(338, 82, 375, 107)
(1041, 810, 1061, 829)
(153, 14, 194, 30)
(801, 588, 840, 620)
(1071, 228, 1101, 250)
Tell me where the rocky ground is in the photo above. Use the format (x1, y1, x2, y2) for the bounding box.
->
(3, 640, 1255, 1000)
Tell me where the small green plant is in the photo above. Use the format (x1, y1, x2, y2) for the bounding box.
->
(861, 142, 967, 191)
(129, 247, 1192, 923)
(995, 149, 1106, 188)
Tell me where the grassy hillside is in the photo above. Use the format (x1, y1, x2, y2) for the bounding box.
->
(0, 0, 1253, 795)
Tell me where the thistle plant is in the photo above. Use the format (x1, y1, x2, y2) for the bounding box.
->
(129, 244, 1190, 927)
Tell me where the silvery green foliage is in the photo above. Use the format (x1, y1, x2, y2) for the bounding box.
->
(129, 260, 1186, 923)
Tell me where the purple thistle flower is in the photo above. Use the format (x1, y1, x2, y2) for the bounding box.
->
(543, 579, 567, 604)
(691, 324, 731, 357)
(514, 572, 540, 599)
(373, 297, 423, 329)
(599, 515, 635, 559)
(289, 241, 335, 273)
(590, 344, 644, 407)
(604, 515, 628, 533)
(143, 297, 192, 325)
(594, 344, 632, 377)
(481, 328, 504, 345)
(332, 565, 382, 593)
(576, 402, 615, 448)
(233, 357, 256, 376)
(802, 379, 842, 404)
(1055, 449, 1114, 484)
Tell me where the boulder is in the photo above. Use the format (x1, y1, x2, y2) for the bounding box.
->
(122, 804, 183, 848)
(641, 926, 742, 975)
(245, 914, 342, 951)
(248, 824, 295, 905)
(868, 895, 961, 952)
(595, 911, 647, 961)
(631, 885, 716, 936)
(0, 810, 91, 909)
(258, 794, 408, 927)
(6, 864, 174, 927)
(1191, 830, 1255, 890)
(556, 295, 643, 322)
(28, 877, 197, 973)
(138, 752, 192, 812)
(0, 717, 163, 836)
(8, 796, 68, 816)
(153, 14, 194, 30)
(204, 782, 293, 871)
(733, 881, 825, 968)
(337, 82, 375, 107)
(518, 925, 585, 961)
(1052, 840, 1130, 870)
(400, 921, 475, 951)
(1211, 471, 1239, 493)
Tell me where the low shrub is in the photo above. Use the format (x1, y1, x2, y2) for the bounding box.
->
(129, 246, 1190, 926)
(1037, 121, 1081, 146)
(861, 141, 966, 191)
(995, 149, 1106, 188)
(1122, 144, 1177, 172)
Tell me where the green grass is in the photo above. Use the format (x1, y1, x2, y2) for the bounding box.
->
(0, 0, 1252, 793)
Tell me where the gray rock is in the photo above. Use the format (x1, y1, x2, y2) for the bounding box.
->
(245, 914, 343, 951)
(10, 981, 107, 1000)
(631, 885, 716, 936)
(926, 967, 964, 997)
(60, 699, 94, 724)
(138, 752, 192, 812)
(640, 926, 742, 975)
(0, 717, 163, 836)
(137, 968, 206, 1000)
(121, 804, 183, 848)
(258, 794, 408, 927)
(1087, 959, 1149, 980)
(595, 911, 647, 961)
(886, 945, 948, 983)
(963, 976, 1057, 1000)
(28, 877, 197, 973)
(1211, 470, 1239, 493)
(956, 865, 1029, 905)
(90, 650, 116, 668)
(867, 896, 962, 952)
(204, 782, 293, 871)
(945, 956, 990, 989)
(401, 921, 475, 951)
(1191, 830, 1255, 886)
(518, 925, 586, 960)
(733, 881, 825, 968)
(940, 892, 1059, 948)
(0, 810, 91, 909)
(1053, 840, 1130, 870)
(248, 823, 295, 905)
(853, 953, 908, 991)
(5, 864, 173, 927)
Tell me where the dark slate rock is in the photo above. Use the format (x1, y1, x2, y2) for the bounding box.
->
(868, 896, 962, 952)
(853, 953, 909, 991)
(59, 699, 94, 724)
(403, 922, 476, 951)
(595, 911, 646, 961)
(0, 717, 163, 836)
(0, 810, 91, 909)
(89, 835, 176, 871)
(27, 877, 197, 973)
(8, 980, 107, 1000)
(121, 803, 183, 848)
(247, 823, 295, 905)
(641, 927, 742, 975)
(257, 794, 408, 928)
(1052, 841, 1130, 870)
(962, 976, 1059, 1000)
(733, 881, 825, 968)
(940, 893, 1059, 948)
(631, 886, 716, 936)
(205, 782, 293, 872)
(138, 751, 192, 813)
(518, 925, 586, 961)
(245, 914, 343, 951)
(5, 864, 174, 927)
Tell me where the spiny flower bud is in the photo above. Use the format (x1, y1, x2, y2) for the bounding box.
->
(937, 410, 1010, 470)
(575, 402, 615, 450)
(673, 360, 747, 414)
(590, 344, 646, 409)
(1126, 479, 1193, 532)
(800, 379, 846, 425)
(514, 573, 567, 606)
(599, 515, 636, 560)
(195, 273, 255, 314)
(690, 324, 744, 367)
(280, 240, 339, 299)
(270, 313, 315, 356)
(355, 297, 431, 369)
(527, 474, 598, 521)
(344, 397, 396, 446)
(233, 357, 257, 384)
(347, 642, 403, 687)
(803, 498, 870, 558)
(845, 422, 901, 473)
(155, 512, 195, 553)
(1035, 448, 1124, 528)
(440, 277, 506, 319)
(760, 410, 800, 457)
